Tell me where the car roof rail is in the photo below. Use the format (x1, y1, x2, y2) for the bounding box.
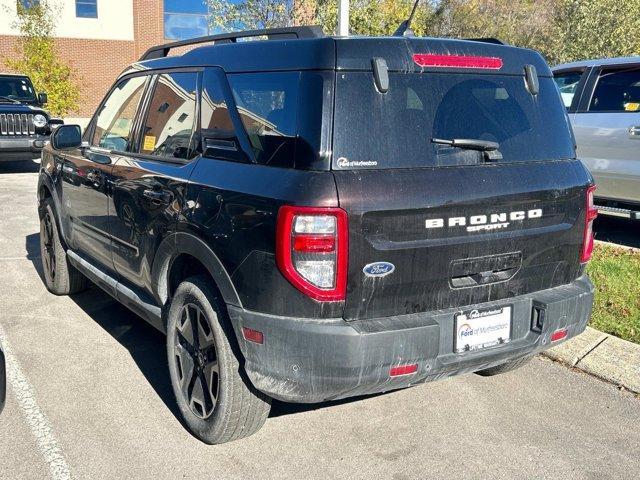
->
(139, 26, 326, 61)
(464, 37, 507, 45)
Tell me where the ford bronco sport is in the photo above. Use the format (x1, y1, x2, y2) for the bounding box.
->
(0, 73, 56, 162)
(37, 26, 596, 444)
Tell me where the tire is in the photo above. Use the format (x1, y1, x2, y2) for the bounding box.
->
(39, 198, 89, 295)
(475, 356, 532, 377)
(167, 276, 271, 444)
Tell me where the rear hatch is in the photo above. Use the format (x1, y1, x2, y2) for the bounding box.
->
(331, 38, 592, 320)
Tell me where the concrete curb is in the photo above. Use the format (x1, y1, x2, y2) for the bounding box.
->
(542, 327, 640, 394)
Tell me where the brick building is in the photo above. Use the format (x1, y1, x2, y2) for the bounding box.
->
(0, 0, 213, 117)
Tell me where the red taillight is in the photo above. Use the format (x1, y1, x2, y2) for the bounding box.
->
(293, 235, 336, 253)
(276, 206, 348, 302)
(389, 363, 418, 377)
(580, 185, 598, 263)
(551, 328, 568, 343)
(412, 53, 503, 70)
(242, 327, 264, 344)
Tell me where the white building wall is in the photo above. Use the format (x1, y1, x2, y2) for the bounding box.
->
(0, 0, 134, 41)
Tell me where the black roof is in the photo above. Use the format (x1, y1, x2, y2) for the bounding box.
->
(123, 28, 551, 79)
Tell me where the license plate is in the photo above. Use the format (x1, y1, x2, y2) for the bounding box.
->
(454, 306, 512, 353)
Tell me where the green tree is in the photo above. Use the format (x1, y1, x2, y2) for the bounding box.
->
(553, 0, 640, 64)
(6, 1, 80, 116)
(316, 0, 431, 36)
(206, 0, 297, 31)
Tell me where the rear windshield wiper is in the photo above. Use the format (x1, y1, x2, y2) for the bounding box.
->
(431, 137, 503, 161)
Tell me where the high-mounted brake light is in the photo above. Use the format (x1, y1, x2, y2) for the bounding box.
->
(276, 206, 348, 302)
(412, 53, 503, 70)
(580, 185, 598, 263)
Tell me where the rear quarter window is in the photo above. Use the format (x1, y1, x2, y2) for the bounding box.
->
(333, 72, 575, 169)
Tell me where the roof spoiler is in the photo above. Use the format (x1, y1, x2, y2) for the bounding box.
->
(139, 26, 325, 61)
(465, 37, 507, 45)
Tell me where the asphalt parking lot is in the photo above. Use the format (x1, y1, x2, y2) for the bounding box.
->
(1, 159, 639, 480)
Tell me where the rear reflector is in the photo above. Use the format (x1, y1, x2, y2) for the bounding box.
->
(389, 363, 418, 377)
(242, 327, 264, 344)
(551, 329, 568, 343)
(413, 53, 503, 70)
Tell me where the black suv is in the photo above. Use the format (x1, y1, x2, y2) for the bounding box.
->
(37, 26, 596, 444)
(0, 74, 55, 162)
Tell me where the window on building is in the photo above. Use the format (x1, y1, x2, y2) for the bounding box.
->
(589, 67, 640, 113)
(76, 0, 97, 18)
(164, 0, 210, 40)
(92, 76, 147, 152)
(139, 72, 198, 160)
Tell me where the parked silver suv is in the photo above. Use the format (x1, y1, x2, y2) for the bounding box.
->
(553, 57, 640, 219)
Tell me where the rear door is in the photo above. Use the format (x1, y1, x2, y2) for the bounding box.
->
(571, 64, 640, 203)
(108, 70, 200, 297)
(332, 66, 591, 320)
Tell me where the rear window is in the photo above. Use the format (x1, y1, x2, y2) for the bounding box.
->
(333, 72, 574, 169)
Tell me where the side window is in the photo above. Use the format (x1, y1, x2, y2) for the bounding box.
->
(139, 71, 198, 160)
(92, 75, 147, 151)
(200, 69, 244, 162)
(589, 67, 640, 112)
(227, 72, 299, 167)
(553, 70, 583, 108)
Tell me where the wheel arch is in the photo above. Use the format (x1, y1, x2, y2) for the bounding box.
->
(152, 232, 242, 309)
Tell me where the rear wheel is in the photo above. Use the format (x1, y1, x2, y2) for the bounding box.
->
(39, 198, 89, 295)
(167, 276, 271, 444)
(476, 356, 532, 376)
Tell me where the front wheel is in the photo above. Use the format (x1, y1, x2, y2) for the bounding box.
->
(166, 276, 271, 444)
(39, 198, 89, 295)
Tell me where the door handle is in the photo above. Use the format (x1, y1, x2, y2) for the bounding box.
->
(142, 189, 173, 204)
(629, 126, 640, 138)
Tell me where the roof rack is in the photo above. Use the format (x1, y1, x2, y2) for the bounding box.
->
(465, 37, 507, 45)
(139, 26, 325, 61)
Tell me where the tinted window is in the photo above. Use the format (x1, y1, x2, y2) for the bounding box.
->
(164, 0, 209, 40)
(200, 69, 244, 162)
(0, 76, 36, 102)
(228, 72, 299, 167)
(92, 75, 146, 151)
(333, 72, 574, 169)
(553, 70, 582, 108)
(589, 67, 640, 112)
(139, 72, 198, 160)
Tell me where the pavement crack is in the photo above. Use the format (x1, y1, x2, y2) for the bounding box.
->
(575, 335, 609, 366)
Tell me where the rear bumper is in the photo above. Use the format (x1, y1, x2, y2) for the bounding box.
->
(228, 275, 594, 403)
(0, 136, 47, 161)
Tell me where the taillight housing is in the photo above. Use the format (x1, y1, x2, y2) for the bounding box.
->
(580, 185, 598, 263)
(276, 206, 348, 301)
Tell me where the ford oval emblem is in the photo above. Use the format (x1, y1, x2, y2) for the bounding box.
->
(363, 262, 395, 278)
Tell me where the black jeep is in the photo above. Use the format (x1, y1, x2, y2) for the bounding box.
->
(37, 26, 595, 444)
(0, 73, 55, 162)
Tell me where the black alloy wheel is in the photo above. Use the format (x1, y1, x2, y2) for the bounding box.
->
(173, 303, 219, 419)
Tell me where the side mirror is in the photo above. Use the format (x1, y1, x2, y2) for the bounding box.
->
(52, 124, 82, 150)
(38, 92, 48, 105)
